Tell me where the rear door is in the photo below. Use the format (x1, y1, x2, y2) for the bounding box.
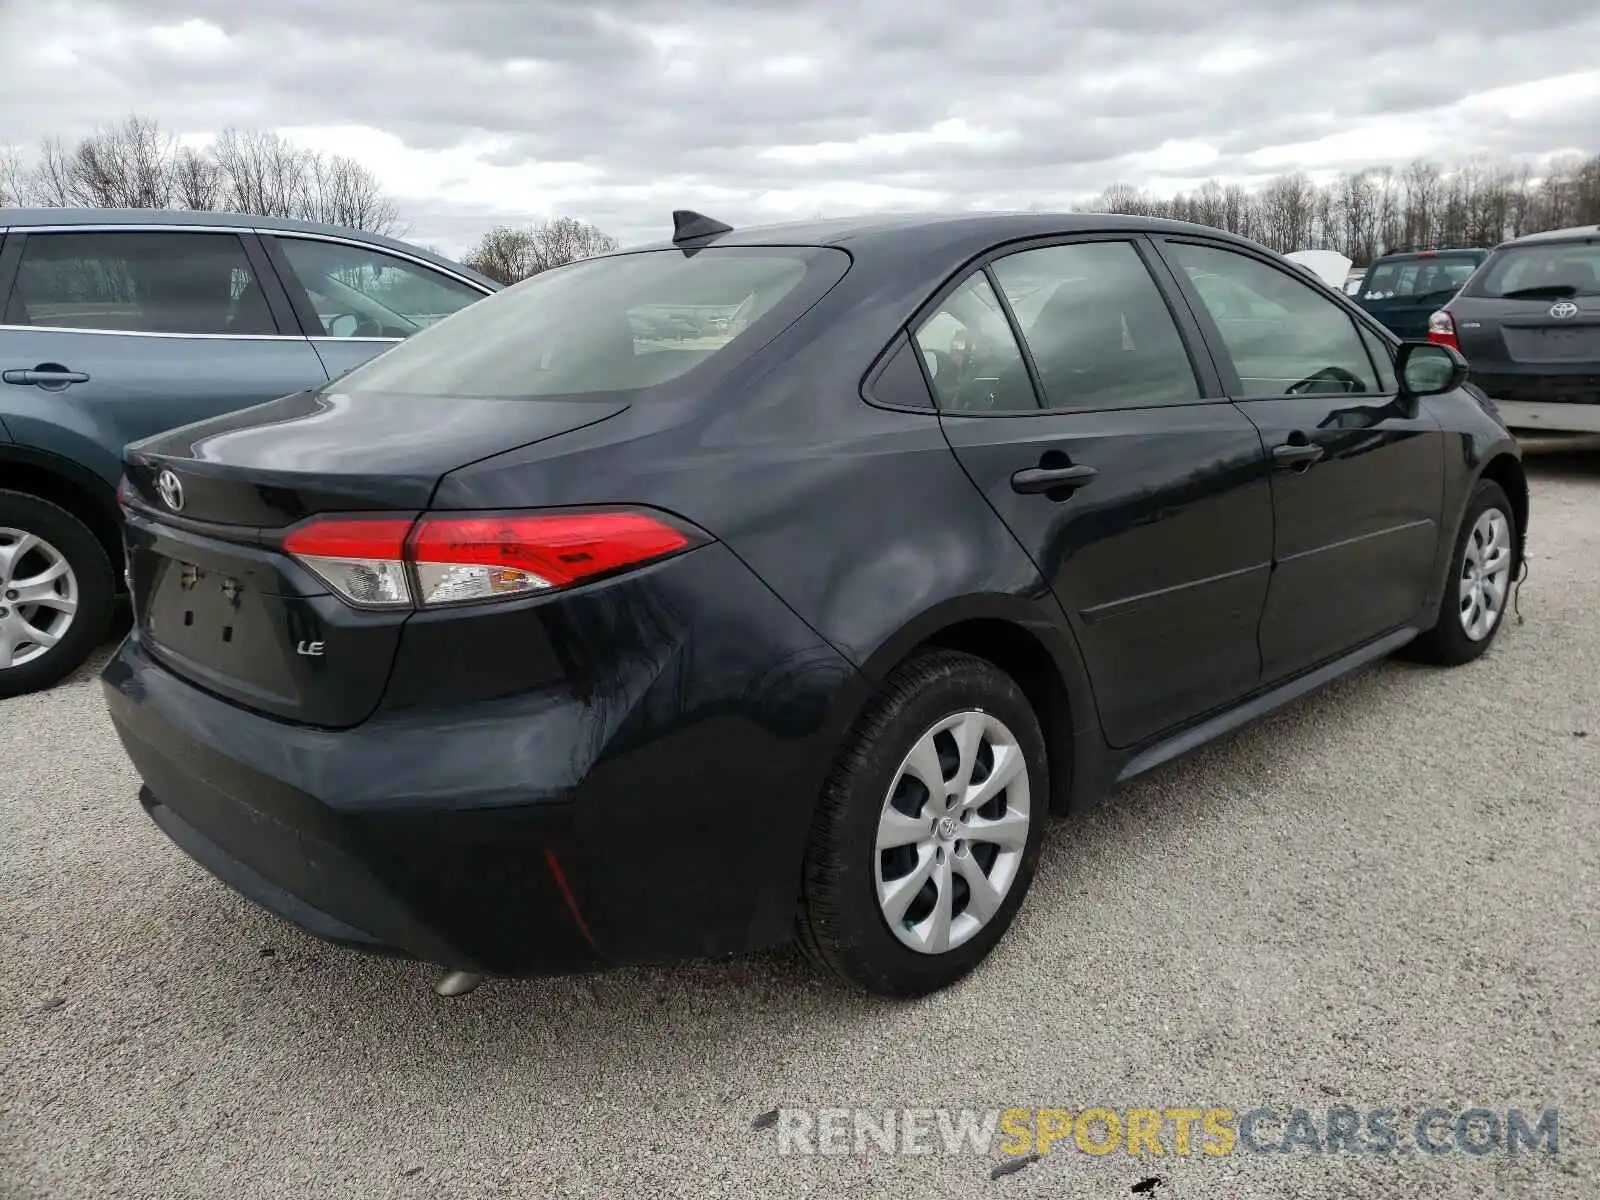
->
(1154, 236, 1445, 684)
(922, 235, 1274, 748)
(0, 226, 327, 487)
(259, 232, 490, 382)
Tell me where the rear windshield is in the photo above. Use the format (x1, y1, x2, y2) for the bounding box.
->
(1359, 255, 1481, 302)
(1471, 241, 1600, 299)
(335, 246, 848, 398)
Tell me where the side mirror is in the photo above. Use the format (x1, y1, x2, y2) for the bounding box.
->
(326, 313, 360, 339)
(1396, 340, 1468, 397)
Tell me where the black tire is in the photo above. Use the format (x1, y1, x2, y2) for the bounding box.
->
(1408, 479, 1517, 667)
(797, 649, 1049, 997)
(0, 490, 116, 698)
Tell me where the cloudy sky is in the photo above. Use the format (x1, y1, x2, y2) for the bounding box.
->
(3, 0, 1599, 253)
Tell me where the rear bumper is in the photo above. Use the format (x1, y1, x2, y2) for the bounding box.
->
(1492, 400, 1600, 435)
(102, 541, 861, 976)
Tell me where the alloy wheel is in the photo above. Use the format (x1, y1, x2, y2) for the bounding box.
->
(875, 710, 1031, 954)
(0, 527, 80, 670)
(1459, 508, 1512, 642)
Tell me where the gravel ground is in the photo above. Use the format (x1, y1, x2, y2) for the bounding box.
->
(2, 442, 1597, 1200)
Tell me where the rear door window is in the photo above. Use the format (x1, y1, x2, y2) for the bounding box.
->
(336, 246, 848, 398)
(989, 240, 1201, 410)
(911, 272, 1039, 412)
(268, 236, 486, 339)
(3, 231, 278, 335)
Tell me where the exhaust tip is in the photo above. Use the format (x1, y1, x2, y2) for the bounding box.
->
(433, 970, 484, 998)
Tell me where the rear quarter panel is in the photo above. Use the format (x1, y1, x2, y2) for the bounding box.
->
(433, 253, 1107, 794)
(433, 251, 1092, 696)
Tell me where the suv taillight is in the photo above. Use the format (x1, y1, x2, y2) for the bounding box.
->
(282, 510, 704, 609)
(1427, 310, 1459, 351)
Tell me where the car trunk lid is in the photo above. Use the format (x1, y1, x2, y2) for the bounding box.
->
(120, 388, 628, 727)
(1451, 295, 1600, 367)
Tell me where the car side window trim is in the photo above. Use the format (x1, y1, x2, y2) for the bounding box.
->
(0, 229, 308, 341)
(236, 231, 307, 338)
(1151, 235, 1385, 401)
(895, 232, 1227, 418)
(258, 233, 333, 340)
(0, 233, 24, 321)
(1352, 321, 1399, 395)
(0, 324, 307, 342)
(262, 230, 490, 292)
(980, 261, 1050, 408)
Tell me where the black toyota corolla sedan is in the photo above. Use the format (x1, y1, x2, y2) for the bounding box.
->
(103, 210, 1527, 998)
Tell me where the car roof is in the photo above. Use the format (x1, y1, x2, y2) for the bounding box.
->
(1500, 224, 1600, 247)
(0, 206, 499, 289)
(1370, 247, 1488, 261)
(623, 210, 1269, 261)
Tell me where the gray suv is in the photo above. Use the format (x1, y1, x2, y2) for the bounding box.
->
(1430, 225, 1600, 435)
(0, 209, 498, 696)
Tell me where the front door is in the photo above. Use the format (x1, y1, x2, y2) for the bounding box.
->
(1155, 237, 1446, 683)
(916, 237, 1275, 749)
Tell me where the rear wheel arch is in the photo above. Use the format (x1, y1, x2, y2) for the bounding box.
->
(0, 449, 124, 580)
(1476, 451, 1528, 565)
(843, 598, 1101, 816)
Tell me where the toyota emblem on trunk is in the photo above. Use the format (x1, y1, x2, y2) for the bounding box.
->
(1549, 301, 1579, 320)
(156, 469, 185, 512)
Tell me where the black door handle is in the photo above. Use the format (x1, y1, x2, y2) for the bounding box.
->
(1271, 441, 1325, 467)
(1010, 464, 1099, 494)
(3, 364, 91, 389)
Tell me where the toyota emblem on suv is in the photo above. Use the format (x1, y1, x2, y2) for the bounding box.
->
(1549, 301, 1579, 320)
(156, 468, 185, 512)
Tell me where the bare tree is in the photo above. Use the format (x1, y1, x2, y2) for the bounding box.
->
(7, 115, 408, 232)
(24, 116, 177, 209)
(0, 144, 28, 206)
(170, 145, 223, 211)
(209, 127, 312, 219)
(1083, 153, 1600, 264)
(462, 217, 620, 284)
(302, 153, 405, 236)
(1258, 172, 1318, 252)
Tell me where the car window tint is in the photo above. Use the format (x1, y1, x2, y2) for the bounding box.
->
(1474, 242, 1600, 298)
(336, 246, 844, 398)
(3, 231, 276, 335)
(992, 241, 1199, 410)
(911, 273, 1038, 412)
(1166, 242, 1380, 398)
(273, 238, 485, 339)
(1356, 323, 1398, 392)
(868, 335, 936, 409)
(1360, 256, 1479, 301)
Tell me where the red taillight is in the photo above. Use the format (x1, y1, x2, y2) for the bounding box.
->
(282, 510, 699, 609)
(411, 511, 692, 605)
(1427, 310, 1460, 351)
(283, 516, 416, 608)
